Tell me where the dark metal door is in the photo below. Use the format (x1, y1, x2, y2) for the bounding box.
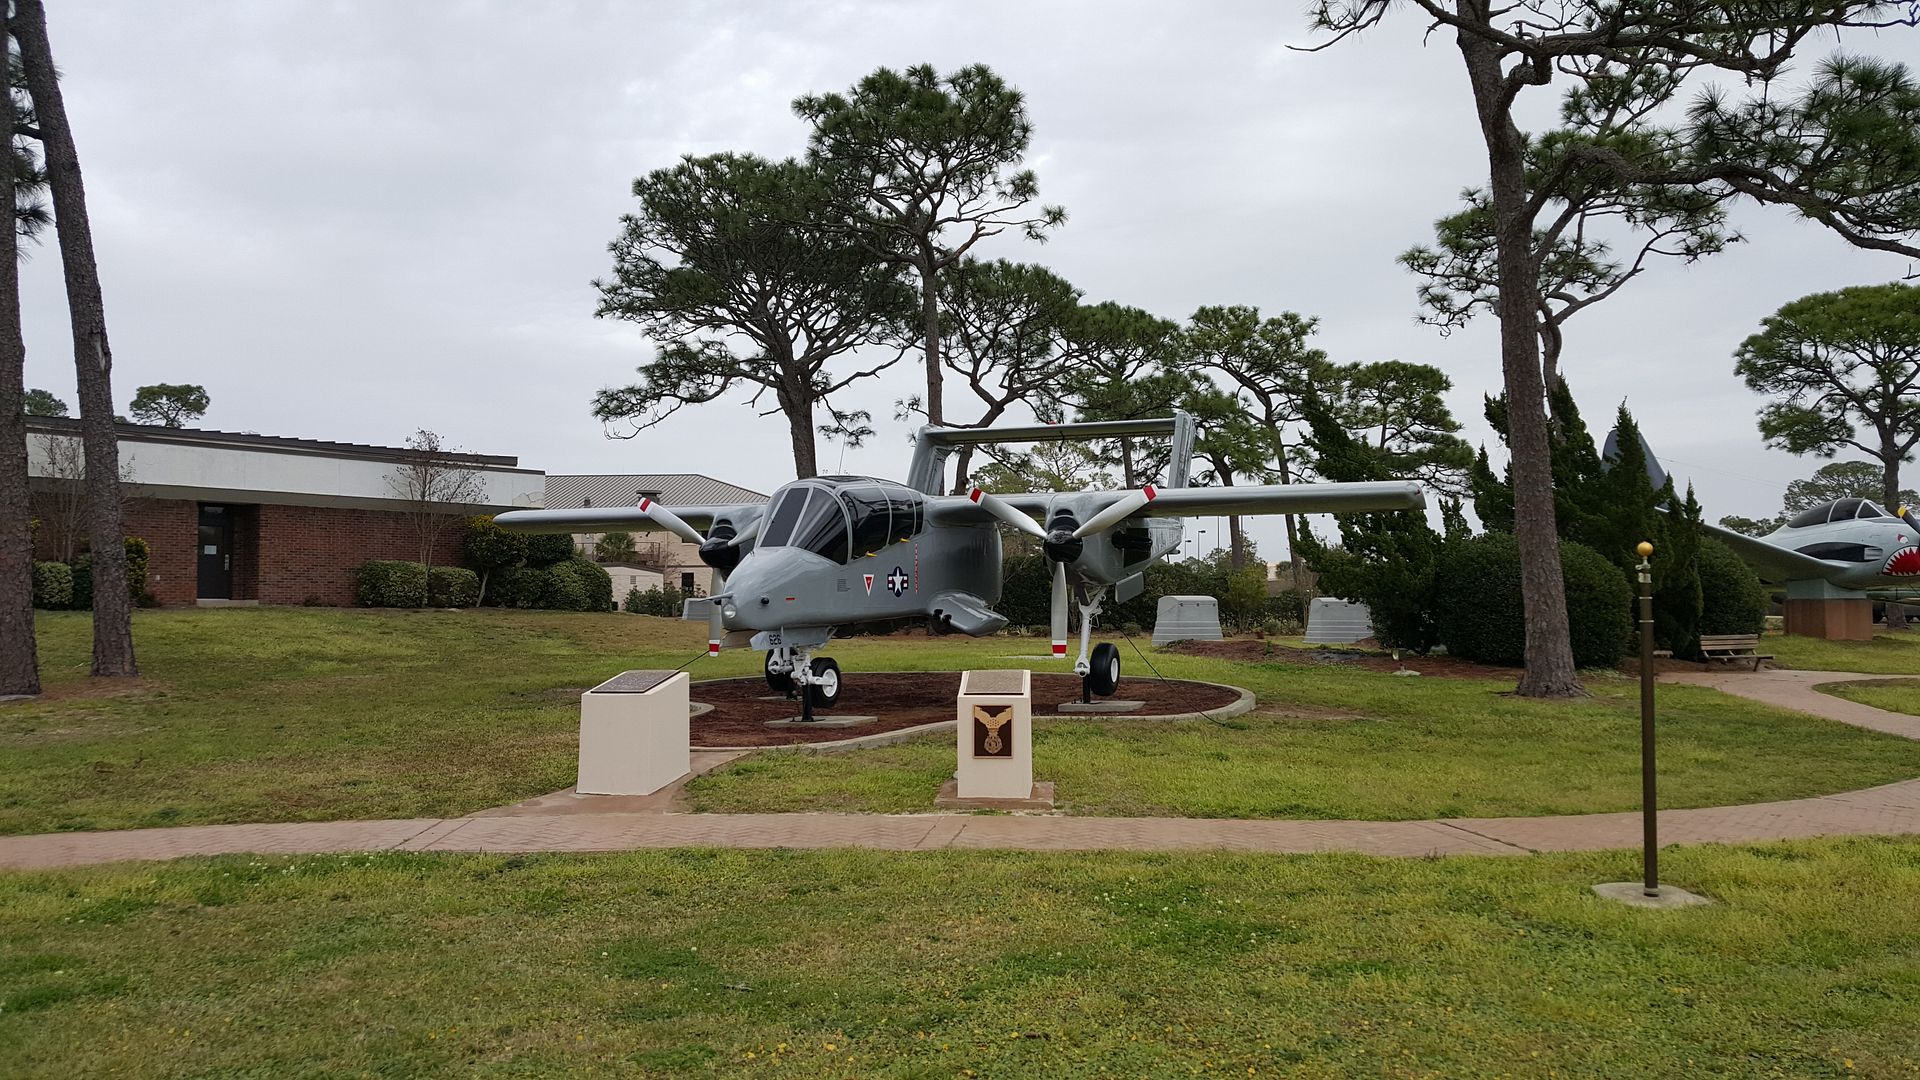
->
(197, 505, 233, 599)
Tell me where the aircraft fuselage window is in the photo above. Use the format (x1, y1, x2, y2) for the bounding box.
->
(843, 486, 894, 557)
(759, 488, 808, 547)
(788, 488, 851, 564)
(1787, 504, 1836, 529)
(1859, 502, 1891, 519)
(887, 490, 924, 543)
(1830, 498, 1863, 522)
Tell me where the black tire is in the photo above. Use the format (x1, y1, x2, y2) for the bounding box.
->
(807, 656, 841, 708)
(1088, 642, 1121, 696)
(764, 651, 793, 695)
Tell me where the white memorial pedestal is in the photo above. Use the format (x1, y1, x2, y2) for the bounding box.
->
(936, 668, 1053, 810)
(578, 670, 691, 796)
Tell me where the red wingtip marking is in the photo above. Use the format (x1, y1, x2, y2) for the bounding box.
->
(1052, 643, 1067, 656)
(969, 488, 984, 502)
(640, 497, 652, 511)
(1143, 484, 1157, 500)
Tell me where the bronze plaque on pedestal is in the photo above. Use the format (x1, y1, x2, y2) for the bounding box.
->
(971, 704, 1014, 758)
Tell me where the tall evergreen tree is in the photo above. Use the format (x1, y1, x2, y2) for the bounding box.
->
(796, 64, 1064, 427)
(1183, 306, 1332, 594)
(15, 0, 136, 676)
(592, 153, 912, 479)
(0, 5, 39, 697)
(1309, 2, 1920, 696)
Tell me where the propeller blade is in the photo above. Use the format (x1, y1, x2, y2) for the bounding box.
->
(726, 518, 762, 546)
(707, 568, 726, 656)
(1073, 485, 1159, 538)
(1050, 560, 1069, 660)
(638, 497, 706, 546)
(968, 488, 1048, 539)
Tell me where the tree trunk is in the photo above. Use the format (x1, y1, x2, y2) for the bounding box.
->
(17, 1, 136, 676)
(1458, 7, 1580, 697)
(949, 403, 1006, 493)
(917, 250, 943, 428)
(0, 1, 41, 697)
(1269, 436, 1308, 598)
(784, 386, 819, 479)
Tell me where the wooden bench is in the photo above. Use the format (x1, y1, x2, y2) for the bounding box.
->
(1699, 634, 1774, 671)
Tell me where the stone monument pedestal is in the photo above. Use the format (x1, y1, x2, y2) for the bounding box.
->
(578, 670, 690, 796)
(942, 668, 1051, 809)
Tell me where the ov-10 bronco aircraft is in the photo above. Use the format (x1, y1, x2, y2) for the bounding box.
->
(496, 413, 1426, 711)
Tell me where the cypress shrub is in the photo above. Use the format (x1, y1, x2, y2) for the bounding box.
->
(1436, 533, 1631, 668)
(1697, 538, 1768, 636)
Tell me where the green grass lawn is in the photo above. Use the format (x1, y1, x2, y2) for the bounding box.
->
(8, 609, 1920, 833)
(1819, 677, 1920, 717)
(690, 663, 1920, 820)
(1769, 630, 1920, 674)
(2, 840, 1917, 1078)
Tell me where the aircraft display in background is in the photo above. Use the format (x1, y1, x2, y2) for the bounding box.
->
(1703, 499, 1920, 592)
(498, 413, 1427, 711)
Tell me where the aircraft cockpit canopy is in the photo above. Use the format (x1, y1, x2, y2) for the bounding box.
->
(756, 479, 925, 564)
(1785, 498, 1895, 529)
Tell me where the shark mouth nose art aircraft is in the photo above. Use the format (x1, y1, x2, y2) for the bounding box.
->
(495, 413, 1427, 710)
(1704, 497, 1920, 587)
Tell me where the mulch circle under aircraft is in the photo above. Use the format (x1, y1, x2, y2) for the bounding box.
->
(498, 412, 1428, 714)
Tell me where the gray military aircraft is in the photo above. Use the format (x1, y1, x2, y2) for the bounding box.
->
(496, 413, 1426, 709)
(1703, 499, 1920, 591)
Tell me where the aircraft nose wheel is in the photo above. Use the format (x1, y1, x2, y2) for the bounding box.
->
(764, 650, 794, 697)
(807, 656, 841, 709)
(1086, 642, 1121, 698)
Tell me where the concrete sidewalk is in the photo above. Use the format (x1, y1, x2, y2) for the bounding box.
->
(3, 668, 1915, 870)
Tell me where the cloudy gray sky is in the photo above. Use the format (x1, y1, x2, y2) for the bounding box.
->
(18, 2, 1920, 558)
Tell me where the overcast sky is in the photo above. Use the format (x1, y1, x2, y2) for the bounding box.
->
(18, 3, 1920, 559)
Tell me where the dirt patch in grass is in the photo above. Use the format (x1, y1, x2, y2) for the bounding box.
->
(1162, 638, 1520, 679)
(690, 673, 1244, 746)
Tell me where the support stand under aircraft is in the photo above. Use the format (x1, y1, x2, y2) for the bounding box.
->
(496, 413, 1427, 709)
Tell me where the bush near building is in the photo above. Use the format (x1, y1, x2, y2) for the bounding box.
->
(356, 561, 430, 608)
(427, 567, 481, 608)
(30, 536, 153, 610)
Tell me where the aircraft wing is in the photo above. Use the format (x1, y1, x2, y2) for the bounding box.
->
(493, 503, 763, 535)
(928, 481, 1426, 528)
(1700, 520, 1850, 584)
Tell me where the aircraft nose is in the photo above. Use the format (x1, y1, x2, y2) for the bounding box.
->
(717, 547, 829, 631)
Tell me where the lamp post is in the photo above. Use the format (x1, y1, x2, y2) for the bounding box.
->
(1636, 541, 1658, 896)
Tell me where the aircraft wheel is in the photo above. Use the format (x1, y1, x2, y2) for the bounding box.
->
(1088, 642, 1121, 697)
(764, 651, 793, 694)
(807, 657, 841, 708)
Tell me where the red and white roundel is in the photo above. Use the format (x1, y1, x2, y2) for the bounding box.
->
(1885, 547, 1920, 577)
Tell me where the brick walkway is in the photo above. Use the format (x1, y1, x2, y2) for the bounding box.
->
(3, 669, 1916, 870)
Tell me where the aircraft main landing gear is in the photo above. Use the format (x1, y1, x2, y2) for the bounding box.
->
(1071, 585, 1120, 700)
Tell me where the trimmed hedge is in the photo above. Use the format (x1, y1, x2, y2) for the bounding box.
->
(31, 561, 72, 609)
(1697, 538, 1768, 636)
(357, 560, 429, 607)
(69, 555, 91, 611)
(427, 566, 480, 608)
(1435, 533, 1632, 669)
(625, 585, 686, 617)
(524, 532, 578, 568)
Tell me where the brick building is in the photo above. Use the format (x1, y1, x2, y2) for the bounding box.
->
(27, 418, 543, 606)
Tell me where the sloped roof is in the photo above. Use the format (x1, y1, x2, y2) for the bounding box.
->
(544, 473, 767, 509)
